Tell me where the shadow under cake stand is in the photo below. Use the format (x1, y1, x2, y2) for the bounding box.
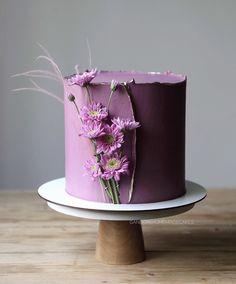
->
(38, 178, 206, 265)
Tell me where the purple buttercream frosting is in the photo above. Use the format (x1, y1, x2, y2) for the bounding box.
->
(64, 70, 186, 204)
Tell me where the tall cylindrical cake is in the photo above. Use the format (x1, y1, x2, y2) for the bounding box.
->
(64, 71, 186, 204)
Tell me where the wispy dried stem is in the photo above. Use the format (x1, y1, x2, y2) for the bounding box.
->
(12, 43, 65, 104)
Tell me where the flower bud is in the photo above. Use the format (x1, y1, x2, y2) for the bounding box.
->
(110, 80, 119, 92)
(68, 93, 75, 102)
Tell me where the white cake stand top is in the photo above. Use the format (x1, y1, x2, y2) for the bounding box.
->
(38, 178, 206, 221)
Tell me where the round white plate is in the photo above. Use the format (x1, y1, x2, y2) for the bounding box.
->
(47, 201, 195, 221)
(38, 178, 206, 212)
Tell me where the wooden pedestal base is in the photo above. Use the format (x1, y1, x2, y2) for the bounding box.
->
(96, 220, 145, 265)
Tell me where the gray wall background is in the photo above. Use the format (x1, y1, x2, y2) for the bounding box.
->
(1, 0, 235, 190)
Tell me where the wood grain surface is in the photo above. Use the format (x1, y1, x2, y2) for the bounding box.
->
(96, 220, 145, 264)
(0, 189, 235, 283)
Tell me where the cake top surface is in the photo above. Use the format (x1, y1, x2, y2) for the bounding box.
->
(66, 70, 186, 85)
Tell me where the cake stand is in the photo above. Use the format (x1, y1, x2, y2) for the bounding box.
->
(38, 178, 206, 265)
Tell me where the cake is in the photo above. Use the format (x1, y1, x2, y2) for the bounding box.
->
(64, 70, 186, 204)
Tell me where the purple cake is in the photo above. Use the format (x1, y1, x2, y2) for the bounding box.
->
(64, 70, 186, 204)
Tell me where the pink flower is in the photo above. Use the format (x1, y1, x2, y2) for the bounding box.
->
(80, 102, 108, 123)
(67, 69, 98, 86)
(100, 153, 129, 181)
(84, 157, 102, 180)
(79, 121, 105, 139)
(111, 117, 140, 131)
(96, 124, 124, 154)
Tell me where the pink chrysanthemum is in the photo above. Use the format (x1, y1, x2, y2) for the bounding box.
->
(100, 153, 129, 181)
(79, 121, 105, 139)
(96, 124, 124, 154)
(67, 69, 98, 86)
(84, 157, 102, 180)
(111, 117, 140, 131)
(80, 102, 108, 123)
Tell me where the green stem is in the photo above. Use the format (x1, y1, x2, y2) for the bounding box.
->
(107, 90, 114, 110)
(91, 139, 97, 154)
(114, 179, 120, 195)
(99, 178, 112, 199)
(99, 177, 106, 190)
(85, 85, 92, 104)
(107, 179, 116, 203)
(72, 100, 81, 120)
(98, 177, 107, 201)
(111, 178, 120, 204)
(105, 188, 112, 199)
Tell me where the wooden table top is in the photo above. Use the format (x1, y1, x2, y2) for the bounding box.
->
(0, 189, 235, 283)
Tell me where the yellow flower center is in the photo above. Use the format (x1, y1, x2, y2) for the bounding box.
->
(91, 165, 97, 172)
(106, 158, 120, 170)
(89, 110, 99, 117)
(103, 134, 114, 144)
